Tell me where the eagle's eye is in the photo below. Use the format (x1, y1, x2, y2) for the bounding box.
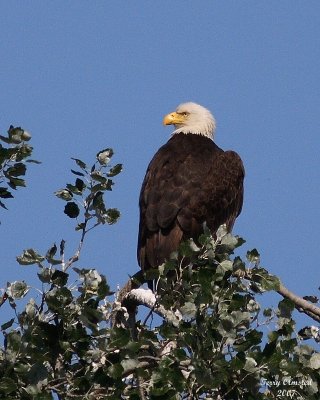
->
(182, 112, 189, 117)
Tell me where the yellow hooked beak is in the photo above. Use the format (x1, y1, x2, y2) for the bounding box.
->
(163, 112, 186, 126)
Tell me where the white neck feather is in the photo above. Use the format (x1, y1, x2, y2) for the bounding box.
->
(172, 122, 216, 139)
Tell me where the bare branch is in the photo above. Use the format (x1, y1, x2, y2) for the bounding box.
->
(234, 269, 320, 323)
(277, 283, 320, 323)
(125, 289, 182, 326)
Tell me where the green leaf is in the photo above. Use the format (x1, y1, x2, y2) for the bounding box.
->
(71, 157, 87, 170)
(16, 249, 45, 265)
(37, 267, 53, 283)
(107, 163, 123, 177)
(96, 148, 113, 165)
(232, 256, 246, 272)
(0, 200, 8, 209)
(7, 281, 29, 299)
(46, 287, 73, 311)
(230, 352, 246, 370)
(309, 353, 320, 369)
(234, 236, 246, 248)
(51, 270, 69, 286)
(75, 222, 86, 231)
(71, 169, 85, 177)
(64, 201, 80, 218)
(8, 177, 26, 188)
(45, 243, 57, 259)
(217, 260, 233, 274)
(54, 188, 73, 201)
(27, 362, 48, 385)
(91, 181, 113, 193)
(150, 385, 176, 397)
(125, 341, 141, 353)
(261, 274, 280, 291)
(0, 134, 14, 144)
(6, 330, 21, 352)
(31, 394, 52, 400)
(104, 208, 120, 224)
(24, 384, 42, 395)
(235, 329, 263, 352)
(278, 298, 295, 318)
(75, 178, 85, 192)
(91, 191, 106, 213)
(298, 326, 320, 341)
(16, 143, 33, 161)
(262, 339, 277, 358)
(90, 171, 107, 184)
(220, 233, 239, 249)
(5, 162, 26, 177)
(0, 187, 13, 199)
(108, 363, 124, 379)
(243, 357, 257, 372)
(144, 268, 161, 282)
(26, 159, 41, 164)
(82, 269, 102, 292)
(59, 239, 65, 256)
(1, 318, 15, 331)
(0, 377, 18, 395)
(0, 126, 31, 144)
(180, 301, 197, 318)
(110, 327, 131, 348)
(97, 277, 113, 298)
(66, 183, 83, 195)
(216, 224, 228, 240)
(121, 358, 139, 374)
(263, 308, 273, 317)
(303, 295, 318, 303)
(25, 299, 37, 319)
(251, 269, 280, 291)
(246, 248, 260, 263)
(9, 126, 31, 142)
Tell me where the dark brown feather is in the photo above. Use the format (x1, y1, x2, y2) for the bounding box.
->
(137, 133, 244, 273)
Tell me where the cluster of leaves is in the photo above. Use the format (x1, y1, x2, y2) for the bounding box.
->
(0, 149, 319, 399)
(137, 230, 320, 399)
(0, 148, 124, 399)
(0, 125, 39, 210)
(55, 148, 121, 229)
(1, 264, 113, 399)
(1, 233, 320, 399)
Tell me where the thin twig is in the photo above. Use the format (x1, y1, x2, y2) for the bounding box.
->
(64, 219, 88, 271)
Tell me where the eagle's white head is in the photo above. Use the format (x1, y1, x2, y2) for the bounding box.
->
(163, 102, 216, 139)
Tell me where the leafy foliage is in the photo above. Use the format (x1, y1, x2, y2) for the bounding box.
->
(0, 125, 39, 210)
(0, 147, 319, 399)
(55, 150, 121, 230)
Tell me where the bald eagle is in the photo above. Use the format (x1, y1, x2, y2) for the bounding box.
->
(137, 102, 244, 283)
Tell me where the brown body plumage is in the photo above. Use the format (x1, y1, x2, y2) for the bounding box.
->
(137, 102, 244, 278)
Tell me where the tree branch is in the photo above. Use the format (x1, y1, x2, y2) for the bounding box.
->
(277, 282, 320, 323)
(111, 270, 182, 327)
(125, 289, 182, 326)
(234, 269, 320, 323)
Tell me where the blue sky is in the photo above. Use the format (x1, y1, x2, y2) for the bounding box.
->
(1, 2, 320, 330)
